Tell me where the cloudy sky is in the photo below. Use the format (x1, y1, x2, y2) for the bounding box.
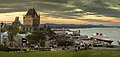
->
(0, 0, 120, 26)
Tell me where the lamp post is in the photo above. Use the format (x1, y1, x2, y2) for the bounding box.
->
(0, 23, 1, 45)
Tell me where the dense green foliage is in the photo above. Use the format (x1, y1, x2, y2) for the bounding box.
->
(18, 30, 27, 34)
(5, 25, 19, 41)
(0, 50, 120, 57)
(26, 32, 46, 47)
(0, 45, 27, 51)
(57, 40, 74, 46)
(4, 25, 19, 47)
(0, 45, 9, 51)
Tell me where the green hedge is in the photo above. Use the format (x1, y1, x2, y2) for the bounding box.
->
(0, 45, 27, 52)
(0, 45, 10, 52)
(58, 40, 74, 46)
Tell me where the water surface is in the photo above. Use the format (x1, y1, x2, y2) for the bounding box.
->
(71, 28, 120, 45)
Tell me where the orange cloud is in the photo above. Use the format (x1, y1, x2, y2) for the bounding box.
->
(40, 16, 89, 24)
(0, 12, 120, 26)
(112, 18, 120, 23)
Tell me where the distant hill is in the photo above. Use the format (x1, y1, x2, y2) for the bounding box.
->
(41, 23, 120, 28)
(41, 23, 103, 28)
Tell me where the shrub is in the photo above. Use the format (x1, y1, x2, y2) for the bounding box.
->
(58, 40, 74, 46)
(9, 49, 21, 51)
(0, 45, 10, 52)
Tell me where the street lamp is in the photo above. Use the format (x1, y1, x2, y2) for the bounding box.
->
(0, 23, 1, 45)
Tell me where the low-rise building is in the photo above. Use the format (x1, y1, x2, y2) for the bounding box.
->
(0, 32, 9, 46)
(14, 33, 31, 47)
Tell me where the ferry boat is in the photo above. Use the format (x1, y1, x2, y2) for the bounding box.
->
(90, 33, 113, 44)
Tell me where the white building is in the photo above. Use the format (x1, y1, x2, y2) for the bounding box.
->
(0, 32, 9, 46)
(14, 33, 31, 47)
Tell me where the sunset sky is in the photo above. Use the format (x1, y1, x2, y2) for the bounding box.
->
(0, 0, 120, 26)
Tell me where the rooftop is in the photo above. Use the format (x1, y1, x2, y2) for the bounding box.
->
(26, 8, 40, 17)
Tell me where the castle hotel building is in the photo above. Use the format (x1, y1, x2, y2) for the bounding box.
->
(23, 8, 40, 32)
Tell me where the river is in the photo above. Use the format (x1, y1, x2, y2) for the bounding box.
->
(71, 28, 120, 45)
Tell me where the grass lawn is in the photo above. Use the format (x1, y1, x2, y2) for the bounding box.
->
(0, 50, 120, 57)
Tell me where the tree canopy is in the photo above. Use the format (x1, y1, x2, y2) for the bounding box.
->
(5, 25, 19, 41)
(26, 32, 46, 47)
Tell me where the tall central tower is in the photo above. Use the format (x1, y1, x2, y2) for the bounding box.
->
(23, 8, 40, 32)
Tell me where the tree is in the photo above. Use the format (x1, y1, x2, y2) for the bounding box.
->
(4, 25, 19, 47)
(26, 32, 46, 47)
(42, 25, 55, 37)
(18, 30, 27, 34)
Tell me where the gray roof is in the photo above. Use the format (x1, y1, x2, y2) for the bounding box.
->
(26, 8, 40, 18)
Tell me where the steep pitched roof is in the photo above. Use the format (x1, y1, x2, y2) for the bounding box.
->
(26, 8, 39, 17)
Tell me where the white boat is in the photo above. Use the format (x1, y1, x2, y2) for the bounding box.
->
(90, 33, 113, 44)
